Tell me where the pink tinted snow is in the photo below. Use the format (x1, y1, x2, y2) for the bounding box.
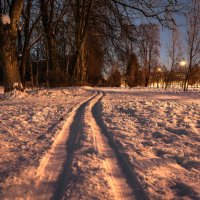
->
(100, 88, 200, 199)
(1, 14, 10, 25)
(0, 87, 93, 197)
(0, 87, 199, 199)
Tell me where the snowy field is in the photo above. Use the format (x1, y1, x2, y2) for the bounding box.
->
(0, 86, 199, 199)
(101, 87, 200, 199)
(0, 87, 93, 197)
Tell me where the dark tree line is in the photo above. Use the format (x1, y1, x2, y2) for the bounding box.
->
(0, 0, 193, 92)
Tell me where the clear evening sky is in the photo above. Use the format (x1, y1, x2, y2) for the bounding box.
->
(160, 0, 191, 68)
(160, 15, 187, 67)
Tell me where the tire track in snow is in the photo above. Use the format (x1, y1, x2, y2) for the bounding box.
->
(85, 91, 136, 200)
(26, 89, 146, 200)
(24, 91, 98, 200)
(51, 91, 101, 200)
(92, 91, 149, 200)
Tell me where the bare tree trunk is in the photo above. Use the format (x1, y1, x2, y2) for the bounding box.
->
(145, 62, 151, 87)
(40, 0, 60, 87)
(35, 61, 39, 88)
(20, 0, 32, 88)
(72, 0, 93, 82)
(75, 37, 87, 82)
(20, 48, 29, 87)
(183, 0, 200, 92)
(183, 61, 192, 92)
(165, 70, 173, 90)
(1, 36, 22, 92)
(29, 56, 34, 89)
(165, 26, 182, 90)
(46, 34, 60, 86)
(0, 0, 24, 92)
(45, 44, 49, 87)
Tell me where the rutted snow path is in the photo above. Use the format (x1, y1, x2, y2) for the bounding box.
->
(1, 91, 96, 200)
(85, 92, 134, 200)
(26, 92, 97, 200)
(1, 87, 199, 200)
(41, 91, 135, 199)
(61, 91, 135, 200)
(5, 90, 136, 200)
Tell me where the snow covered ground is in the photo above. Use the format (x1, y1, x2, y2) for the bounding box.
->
(0, 86, 199, 199)
(0, 87, 93, 198)
(101, 87, 200, 199)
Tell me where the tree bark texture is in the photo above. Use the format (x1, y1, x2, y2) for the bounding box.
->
(72, 0, 93, 82)
(40, 0, 60, 87)
(0, 0, 23, 92)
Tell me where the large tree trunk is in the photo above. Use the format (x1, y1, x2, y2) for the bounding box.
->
(20, 48, 29, 87)
(145, 50, 152, 87)
(20, 0, 32, 88)
(46, 34, 60, 86)
(40, 0, 60, 87)
(0, 34, 22, 92)
(0, 0, 24, 93)
(72, 0, 93, 82)
(74, 38, 87, 81)
(28, 56, 34, 89)
(80, 39, 87, 82)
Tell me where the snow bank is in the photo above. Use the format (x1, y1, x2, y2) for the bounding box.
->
(0, 89, 28, 100)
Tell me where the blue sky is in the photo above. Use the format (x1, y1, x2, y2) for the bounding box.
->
(160, 2, 190, 67)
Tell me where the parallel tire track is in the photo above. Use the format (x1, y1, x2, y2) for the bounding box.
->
(91, 92, 149, 200)
(29, 90, 147, 200)
(59, 90, 146, 200)
(51, 92, 100, 200)
(26, 92, 98, 200)
(84, 91, 139, 200)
